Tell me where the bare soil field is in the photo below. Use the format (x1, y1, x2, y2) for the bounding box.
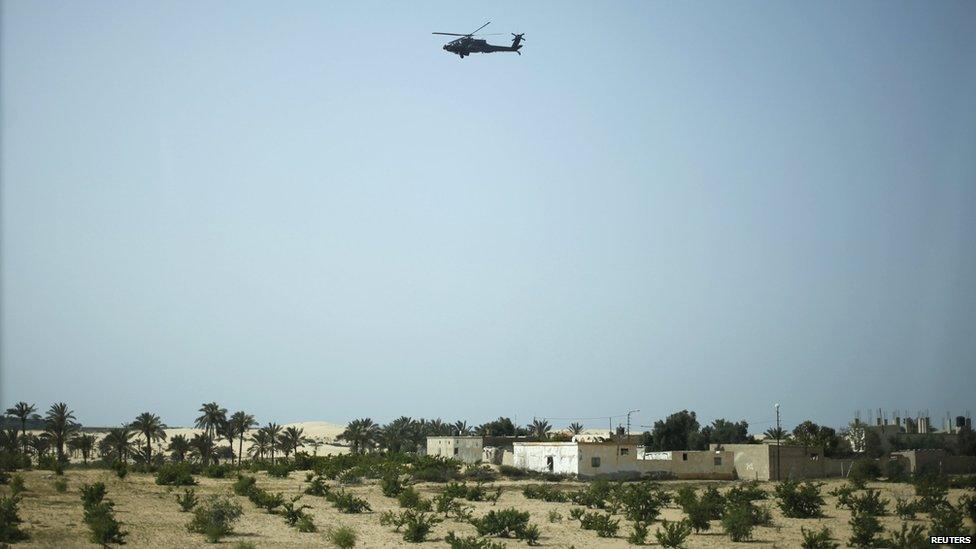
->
(3, 469, 973, 547)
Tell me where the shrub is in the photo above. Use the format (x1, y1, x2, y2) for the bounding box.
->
(411, 455, 461, 483)
(547, 509, 562, 523)
(331, 490, 371, 513)
(326, 525, 357, 548)
(725, 482, 767, 503)
(337, 469, 362, 485)
(155, 462, 197, 486)
(894, 496, 918, 520)
(233, 474, 258, 497)
(913, 471, 949, 512)
(498, 465, 526, 478)
(570, 479, 616, 509)
(885, 523, 928, 549)
(519, 523, 541, 545)
(684, 498, 713, 533)
(280, 496, 312, 526)
(928, 503, 964, 539)
(380, 473, 405, 497)
(655, 519, 691, 548)
(523, 483, 568, 502)
(434, 493, 472, 522)
(774, 480, 824, 518)
(400, 510, 442, 543)
(0, 495, 29, 543)
(296, 514, 316, 533)
(828, 483, 857, 510)
(266, 462, 293, 478)
(54, 477, 68, 493)
(628, 520, 648, 544)
(113, 461, 128, 479)
(80, 482, 107, 508)
(576, 511, 619, 537)
(848, 512, 883, 548)
(445, 531, 506, 549)
(618, 482, 670, 525)
(177, 488, 199, 512)
(254, 490, 285, 513)
(959, 494, 976, 524)
(201, 463, 234, 479)
(398, 487, 430, 510)
(472, 507, 535, 539)
(947, 475, 976, 489)
(305, 474, 331, 497)
(848, 488, 888, 517)
(849, 460, 881, 484)
(800, 526, 839, 549)
(463, 465, 498, 482)
(9, 475, 24, 495)
(884, 459, 907, 482)
(721, 503, 754, 542)
(85, 501, 128, 546)
(187, 494, 243, 543)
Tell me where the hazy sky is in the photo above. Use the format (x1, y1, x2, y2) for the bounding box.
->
(2, 1, 974, 431)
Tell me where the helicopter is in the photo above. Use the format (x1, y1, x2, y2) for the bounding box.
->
(433, 22, 524, 59)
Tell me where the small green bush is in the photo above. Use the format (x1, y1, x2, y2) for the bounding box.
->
(113, 461, 128, 479)
(627, 520, 648, 544)
(380, 473, 405, 497)
(80, 482, 107, 508)
(721, 503, 754, 542)
(401, 510, 442, 542)
(885, 523, 928, 549)
(654, 519, 691, 548)
(472, 507, 538, 540)
(266, 462, 293, 478)
(576, 511, 620, 537)
(331, 490, 371, 513)
(397, 487, 430, 510)
(233, 474, 258, 496)
(177, 488, 199, 512)
(848, 488, 888, 517)
(281, 496, 312, 526)
(547, 509, 562, 523)
(959, 494, 976, 524)
(463, 465, 498, 482)
(848, 512, 883, 548)
(498, 464, 526, 478)
(618, 482, 670, 525)
(85, 500, 128, 545)
(155, 462, 197, 486)
(725, 482, 767, 503)
(201, 463, 234, 479)
(187, 494, 243, 543)
(570, 479, 617, 509)
(9, 475, 25, 496)
(296, 514, 316, 532)
(928, 503, 964, 539)
(254, 490, 285, 513)
(828, 483, 857, 510)
(800, 526, 839, 549)
(0, 495, 29, 543)
(894, 496, 918, 519)
(53, 477, 68, 493)
(326, 525, 357, 548)
(304, 474, 331, 497)
(445, 531, 506, 549)
(774, 480, 824, 518)
(913, 471, 949, 512)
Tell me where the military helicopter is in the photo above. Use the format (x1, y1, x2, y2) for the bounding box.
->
(433, 22, 524, 59)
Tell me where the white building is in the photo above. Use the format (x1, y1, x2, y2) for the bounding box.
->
(426, 436, 484, 463)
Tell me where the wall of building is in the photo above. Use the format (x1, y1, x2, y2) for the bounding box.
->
(716, 443, 845, 481)
(426, 437, 483, 464)
(637, 450, 735, 480)
(512, 443, 579, 475)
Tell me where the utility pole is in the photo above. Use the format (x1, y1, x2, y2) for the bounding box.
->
(775, 403, 781, 482)
(626, 410, 640, 438)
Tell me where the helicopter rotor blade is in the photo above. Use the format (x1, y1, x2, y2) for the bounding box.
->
(432, 32, 468, 36)
(469, 21, 490, 36)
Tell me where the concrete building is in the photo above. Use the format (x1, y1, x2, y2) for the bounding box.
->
(426, 436, 483, 463)
(513, 441, 735, 480)
(885, 449, 976, 475)
(714, 443, 855, 481)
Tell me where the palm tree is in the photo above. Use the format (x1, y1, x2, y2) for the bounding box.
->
(0, 429, 20, 453)
(68, 433, 97, 464)
(167, 434, 191, 462)
(130, 412, 167, 463)
(44, 402, 80, 463)
(229, 411, 257, 467)
(248, 429, 271, 461)
(568, 422, 584, 435)
(194, 402, 227, 440)
(262, 423, 283, 464)
(454, 420, 472, 436)
(381, 416, 417, 453)
(29, 433, 51, 458)
(530, 419, 552, 441)
(103, 426, 136, 464)
(309, 437, 324, 456)
(764, 427, 787, 442)
(337, 418, 380, 454)
(278, 426, 308, 458)
(5, 402, 36, 458)
(189, 433, 217, 466)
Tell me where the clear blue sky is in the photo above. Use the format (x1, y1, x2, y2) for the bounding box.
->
(2, 1, 975, 431)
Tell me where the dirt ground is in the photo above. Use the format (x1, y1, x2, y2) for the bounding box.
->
(3, 469, 973, 547)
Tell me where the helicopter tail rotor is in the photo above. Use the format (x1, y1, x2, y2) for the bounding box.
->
(511, 33, 525, 52)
